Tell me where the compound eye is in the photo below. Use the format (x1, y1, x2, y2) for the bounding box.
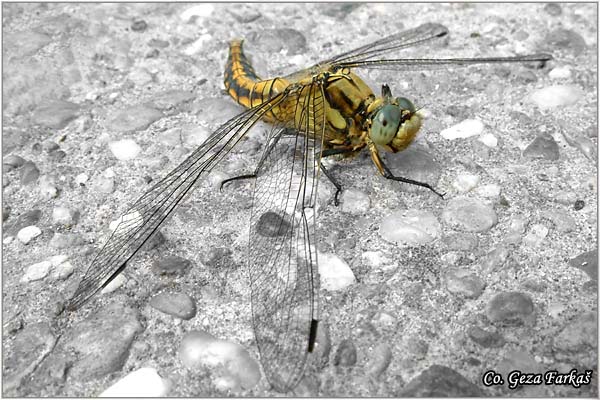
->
(397, 97, 416, 113)
(371, 104, 401, 145)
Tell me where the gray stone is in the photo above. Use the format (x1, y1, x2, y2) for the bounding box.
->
(20, 161, 40, 185)
(248, 28, 306, 55)
(568, 249, 597, 281)
(106, 105, 163, 133)
(4, 30, 52, 58)
(32, 100, 80, 129)
(523, 135, 560, 160)
(486, 291, 535, 325)
(151, 90, 196, 110)
(333, 339, 357, 366)
(399, 365, 484, 396)
(467, 326, 506, 348)
(149, 292, 196, 320)
(5, 209, 42, 235)
(442, 197, 498, 233)
(545, 28, 587, 56)
(3, 323, 57, 392)
(151, 255, 192, 276)
(445, 268, 485, 298)
(63, 302, 143, 379)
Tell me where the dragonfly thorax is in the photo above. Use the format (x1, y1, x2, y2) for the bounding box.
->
(366, 85, 422, 153)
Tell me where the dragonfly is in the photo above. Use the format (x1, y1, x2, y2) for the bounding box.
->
(65, 23, 551, 392)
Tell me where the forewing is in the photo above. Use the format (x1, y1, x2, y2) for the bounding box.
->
(283, 23, 448, 82)
(66, 92, 291, 311)
(247, 80, 325, 392)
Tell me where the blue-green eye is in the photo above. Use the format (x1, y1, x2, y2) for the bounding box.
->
(397, 97, 416, 113)
(371, 104, 401, 145)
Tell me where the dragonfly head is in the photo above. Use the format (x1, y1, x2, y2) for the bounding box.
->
(368, 85, 422, 152)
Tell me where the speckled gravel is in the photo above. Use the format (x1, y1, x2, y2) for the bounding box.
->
(2, 2, 596, 398)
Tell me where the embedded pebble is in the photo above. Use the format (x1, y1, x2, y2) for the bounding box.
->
(523, 224, 549, 247)
(495, 350, 543, 388)
(180, 4, 215, 21)
(106, 105, 162, 133)
(183, 34, 212, 56)
(179, 331, 260, 391)
(552, 190, 577, 205)
(442, 197, 497, 232)
(109, 139, 142, 161)
(361, 251, 391, 268)
(255, 211, 291, 237)
(543, 2, 562, 15)
(227, 5, 262, 23)
(21, 260, 52, 282)
(148, 38, 169, 48)
(149, 292, 196, 320)
(341, 188, 370, 214)
(445, 268, 485, 298)
(99, 367, 169, 397)
(6, 209, 42, 235)
(152, 255, 193, 276)
(3, 206, 10, 222)
(545, 29, 587, 56)
(20, 161, 40, 185)
(552, 312, 597, 353)
(50, 232, 85, 248)
(384, 145, 441, 194)
(63, 302, 143, 380)
(565, 134, 596, 161)
(318, 253, 355, 291)
(3, 323, 57, 392)
(467, 326, 506, 348)
(182, 125, 210, 147)
(32, 100, 80, 129)
(523, 134, 560, 160)
(440, 119, 484, 140)
(52, 206, 76, 225)
(95, 176, 115, 194)
(127, 68, 153, 86)
(333, 339, 357, 366)
(442, 232, 478, 251)
(74, 173, 88, 185)
(574, 199, 585, 211)
(249, 28, 307, 55)
(568, 249, 597, 281)
(541, 209, 576, 233)
(475, 184, 501, 199)
(101, 274, 127, 294)
(399, 365, 483, 396)
(39, 175, 59, 198)
(17, 225, 42, 244)
(365, 343, 392, 378)
(130, 19, 147, 32)
(486, 291, 535, 325)
(478, 133, 498, 147)
(379, 209, 441, 246)
(452, 173, 479, 193)
(3, 154, 26, 170)
(4, 30, 52, 58)
(52, 261, 75, 280)
(548, 66, 572, 80)
(529, 85, 584, 110)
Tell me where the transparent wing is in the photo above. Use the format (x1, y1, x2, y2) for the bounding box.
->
(337, 53, 553, 70)
(284, 23, 551, 81)
(284, 23, 448, 81)
(66, 90, 293, 311)
(328, 22, 449, 64)
(247, 79, 325, 392)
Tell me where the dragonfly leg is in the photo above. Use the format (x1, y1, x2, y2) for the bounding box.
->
(319, 163, 342, 206)
(220, 127, 288, 191)
(367, 141, 445, 198)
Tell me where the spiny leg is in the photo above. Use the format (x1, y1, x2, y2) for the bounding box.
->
(367, 141, 445, 198)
